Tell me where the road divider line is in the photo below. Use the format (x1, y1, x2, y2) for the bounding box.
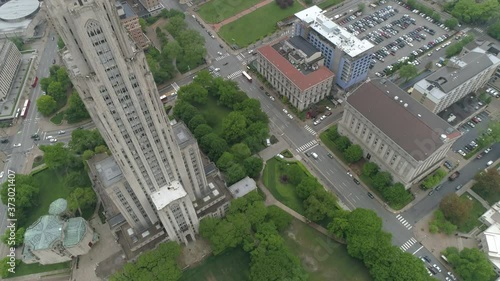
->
(412, 245, 423, 255)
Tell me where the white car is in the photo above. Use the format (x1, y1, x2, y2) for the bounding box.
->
(484, 147, 492, 154)
(313, 120, 320, 126)
(46, 136, 53, 140)
(283, 108, 288, 114)
(432, 264, 442, 272)
(217, 51, 223, 56)
(13, 143, 21, 148)
(214, 68, 220, 72)
(326, 106, 331, 111)
(487, 160, 494, 166)
(458, 150, 466, 157)
(49, 138, 57, 143)
(320, 115, 326, 120)
(269, 96, 275, 101)
(287, 114, 293, 119)
(58, 130, 66, 135)
(436, 63, 442, 67)
(248, 49, 254, 54)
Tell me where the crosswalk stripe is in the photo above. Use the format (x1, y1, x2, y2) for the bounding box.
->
(296, 140, 318, 152)
(227, 70, 243, 79)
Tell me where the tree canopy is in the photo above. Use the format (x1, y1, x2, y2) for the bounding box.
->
(443, 247, 496, 281)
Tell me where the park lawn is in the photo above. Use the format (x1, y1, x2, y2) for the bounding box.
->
(262, 158, 306, 215)
(23, 168, 92, 228)
(283, 218, 372, 281)
(179, 248, 250, 281)
(198, 0, 263, 24)
(458, 193, 487, 233)
(218, 3, 303, 47)
(6, 261, 70, 278)
(195, 95, 232, 134)
(50, 111, 65, 125)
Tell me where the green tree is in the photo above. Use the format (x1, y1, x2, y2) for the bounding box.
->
(194, 124, 212, 139)
(327, 126, 340, 141)
(451, 0, 499, 24)
(64, 171, 89, 188)
(222, 112, 247, 144)
(344, 144, 363, 163)
(67, 187, 97, 215)
(372, 171, 392, 189)
(334, 136, 351, 152)
(40, 77, 52, 92)
(65, 92, 90, 123)
(245, 201, 268, 230)
(40, 143, 75, 171)
(445, 247, 495, 281)
(1, 227, 25, 247)
(296, 177, 321, 200)
(177, 83, 208, 105)
(138, 18, 147, 32)
(47, 81, 66, 104)
(243, 156, 263, 179)
(285, 164, 304, 185)
(110, 242, 182, 281)
(440, 193, 472, 226)
(165, 41, 182, 59)
(399, 64, 418, 81)
(69, 129, 106, 154)
(200, 133, 228, 160)
(362, 162, 379, 178)
(188, 114, 206, 131)
(217, 152, 235, 172)
(383, 183, 412, 207)
(266, 206, 292, 232)
(36, 95, 58, 116)
(0, 175, 39, 224)
(226, 163, 246, 185)
(57, 37, 65, 49)
(173, 100, 198, 123)
(445, 18, 459, 29)
(328, 209, 350, 239)
(474, 169, 500, 200)
(56, 67, 71, 89)
(0, 257, 20, 278)
(230, 143, 251, 160)
(165, 16, 188, 37)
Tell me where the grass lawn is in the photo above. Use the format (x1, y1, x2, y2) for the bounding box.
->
(218, 3, 303, 47)
(262, 158, 306, 215)
(6, 262, 70, 279)
(198, 0, 262, 24)
(458, 193, 486, 233)
(317, 0, 343, 9)
(284, 218, 372, 281)
(23, 168, 92, 228)
(196, 95, 232, 134)
(180, 248, 250, 281)
(50, 111, 65, 125)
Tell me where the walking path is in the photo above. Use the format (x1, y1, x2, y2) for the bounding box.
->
(257, 177, 346, 244)
(467, 188, 491, 210)
(211, 0, 274, 32)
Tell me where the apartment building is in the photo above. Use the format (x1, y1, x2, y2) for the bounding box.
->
(256, 36, 334, 110)
(412, 47, 500, 113)
(338, 79, 460, 188)
(116, 1, 150, 50)
(294, 6, 374, 90)
(0, 39, 21, 101)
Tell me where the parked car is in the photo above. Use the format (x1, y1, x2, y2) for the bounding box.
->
(455, 185, 463, 190)
(448, 171, 460, 181)
(353, 178, 360, 185)
(367, 192, 375, 199)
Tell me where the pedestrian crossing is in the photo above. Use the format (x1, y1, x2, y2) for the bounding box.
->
(304, 125, 317, 136)
(236, 55, 243, 61)
(296, 140, 318, 153)
(400, 237, 417, 252)
(227, 70, 243, 79)
(396, 214, 413, 230)
(474, 27, 484, 33)
(171, 82, 180, 91)
(215, 53, 230, 61)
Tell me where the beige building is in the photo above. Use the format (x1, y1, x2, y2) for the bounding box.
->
(45, 0, 212, 244)
(256, 36, 334, 111)
(116, 1, 150, 50)
(0, 39, 21, 101)
(22, 199, 99, 265)
(478, 201, 500, 275)
(338, 79, 460, 188)
(137, 0, 163, 16)
(411, 47, 500, 113)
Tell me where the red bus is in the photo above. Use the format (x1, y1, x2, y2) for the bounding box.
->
(20, 100, 30, 118)
(242, 71, 252, 82)
(31, 76, 38, 88)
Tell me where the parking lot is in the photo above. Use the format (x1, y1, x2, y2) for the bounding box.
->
(334, 1, 452, 74)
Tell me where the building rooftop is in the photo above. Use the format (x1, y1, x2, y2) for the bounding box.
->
(172, 122, 196, 149)
(288, 36, 318, 57)
(48, 198, 67, 216)
(483, 224, 500, 268)
(94, 156, 124, 187)
(63, 217, 88, 248)
(227, 177, 256, 199)
(295, 6, 373, 58)
(258, 43, 334, 92)
(150, 181, 187, 210)
(418, 49, 499, 97)
(116, 1, 136, 20)
(481, 202, 500, 226)
(0, 0, 39, 21)
(347, 79, 460, 161)
(24, 215, 64, 251)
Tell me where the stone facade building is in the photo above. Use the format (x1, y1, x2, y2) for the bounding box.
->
(0, 39, 21, 101)
(338, 79, 460, 188)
